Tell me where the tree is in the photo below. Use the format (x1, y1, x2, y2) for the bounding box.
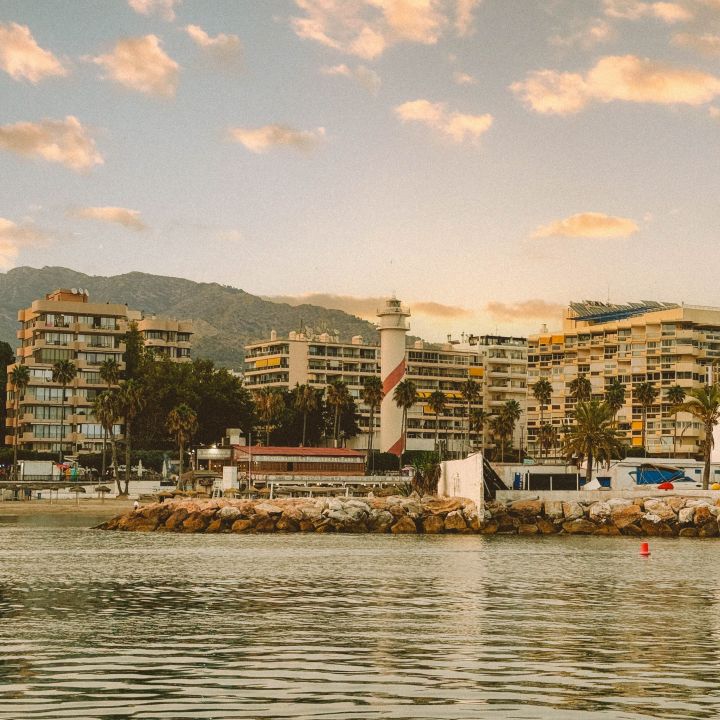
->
(671, 385, 720, 489)
(537, 422, 558, 460)
(563, 400, 624, 484)
(294, 384, 320, 446)
(393, 379, 417, 470)
(635, 381, 659, 452)
(489, 413, 512, 463)
(605, 378, 626, 421)
(254, 388, 285, 445)
(118, 380, 144, 495)
(99, 357, 120, 389)
(461, 379, 481, 455)
(122, 321, 145, 380)
(326, 380, 351, 445)
(9, 364, 30, 481)
(93, 390, 122, 494)
(167, 403, 198, 479)
(52, 360, 77, 463)
(667, 384, 686, 455)
(361, 376, 384, 469)
(569, 374, 592, 403)
(0, 341, 15, 445)
(469, 408, 487, 454)
(427, 390, 447, 457)
(532, 378, 552, 459)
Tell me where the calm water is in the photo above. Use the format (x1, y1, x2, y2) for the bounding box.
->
(0, 519, 719, 719)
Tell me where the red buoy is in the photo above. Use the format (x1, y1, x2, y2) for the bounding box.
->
(640, 542, 650, 556)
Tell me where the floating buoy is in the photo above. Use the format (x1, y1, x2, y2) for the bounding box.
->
(640, 542, 650, 557)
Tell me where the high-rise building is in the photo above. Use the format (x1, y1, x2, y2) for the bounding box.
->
(526, 300, 720, 457)
(4, 289, 193, 455)
(134, 313, 193, 362)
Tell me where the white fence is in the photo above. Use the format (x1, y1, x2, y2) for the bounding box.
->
(438, 452, 484, 512)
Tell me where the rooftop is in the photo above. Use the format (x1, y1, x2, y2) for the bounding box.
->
(569, 300, 680, 324)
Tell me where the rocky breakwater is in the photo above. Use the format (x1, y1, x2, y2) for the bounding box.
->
(484, 496, 720, 537)
(96, 495, 482, 534)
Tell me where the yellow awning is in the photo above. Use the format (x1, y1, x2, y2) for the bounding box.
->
(551, 335, 564, 344)
(631, 420, 643, 430)
(255, 358, 268, 368)
(469, 367, 484, 377)
(266, 356, 281, 367)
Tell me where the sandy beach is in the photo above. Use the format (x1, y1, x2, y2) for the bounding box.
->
(0, 498, 138, 521)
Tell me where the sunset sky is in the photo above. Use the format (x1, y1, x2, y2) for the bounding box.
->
(1, 0, 720, 341)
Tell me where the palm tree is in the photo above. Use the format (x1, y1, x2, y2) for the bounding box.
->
(667, 384, 686, 455)
(167, 403, 198, 479)
(427, 389, 447, 457)
(93, 390, 122, 494)
(393, 379, 417, 470)
(461, 379, 481, 455)
(9, 364, 30, 482)
(635, 381, 658, 452)
(254, 388, 285, 445)
(537, 422, 558, 460)
(294, 384, 319, 446)
(469, 408, 487, 454)
(52, 359, 77, 463)
(361, 376, 384, 469)
(326, 380, 351, 446)
(118, 379, 144, 495)
(604, 378, 626, 422)
(563, 400, 624, 484)
(569, 374, 592, 403)
(501, 399, 522, 458)
(99, 357, 120, 389)
(532, 378, 552, 459)
(489, 413, 512, 463)
(671, 385, 720, 489)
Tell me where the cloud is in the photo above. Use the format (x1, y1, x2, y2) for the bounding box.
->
(485, 299, 565, 322)
(127, 0, 179, 21)
(512, 55, 720, 114)
(603, 0, 693, 22)
(672, 32, 720, 56)
(265, 293, 471, 319)
(291, 0, 470, 59)
(550, 18, 614, 49)
(0, 22, 67, 83)
(185, 25, 242, 67)
(91, 35, 179, 97)
(394, 99, 493, 142)
(228, 124, 326, 153)
(0, 217, 51, 269)
(320, 63, 381, 93)
(532, 212, 639, 238)
(0, 116, 103, 172)
(452, 70, 476, 85)
(68, 206, 146, 231)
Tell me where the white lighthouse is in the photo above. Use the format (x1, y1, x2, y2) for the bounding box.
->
(377, 297, 410, 455)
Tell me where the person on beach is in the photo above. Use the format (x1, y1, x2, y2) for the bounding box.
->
(133, 500, 139, 511)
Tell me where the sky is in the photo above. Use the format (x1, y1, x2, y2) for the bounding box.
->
(1, 0, 720, 342)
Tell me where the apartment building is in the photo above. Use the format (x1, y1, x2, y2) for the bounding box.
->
(5, 289, 193, 455)
(244, 330, 527, 455)
(526, 300, 720, 457)
(134, 313, 192, 362)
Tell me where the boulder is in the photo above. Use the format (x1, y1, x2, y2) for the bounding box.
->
(343, 505, 369, 523)
(544, 500, 564, 520)
(391, 516, 417, 534)
(425, 498, 464, 515)
(698, 521, 719, 538)
(181, 511, 211, 533)
(276, 515, 299, 532)
(231, 518, 254, 533)
(678, 507, 695, 525)
(607, 498, 632, 509)
(679, 527, 698, 537)
(299, 520, 315, 532)
(667, 497, 686, 512)
(165, 508, 189, 531)
(693, 504, 714, 526)
(300, 504, 323, 521)
(611, 504, 642, 529)
(422, 514, 445, 534)
(255, 502, 283, 516)
(401, 501, 424, 519)
(562, 501, 584, 521)
(255, 516, 277, 532)
(508, 499, 543, 518)
(345, 499, 371, 514)
(117, 514, 158, 532)
(562, 519, 597, 534)
(368, 509, 394, 532)
(640, 518, 674, 537)
(518, 523, 539, 535)
(643, 499, 676, 522)
(480, 521, 499, 535)
(536, 518, 557, 534)
(218, 506, 242, 522)
(594, 524, 621, 536)
(444, 510, 468, 533)
(494, 513, 520, 533)
(621, 523, 643, 536)
(205, 518, 224, 533)
(588, 501, 612, 523)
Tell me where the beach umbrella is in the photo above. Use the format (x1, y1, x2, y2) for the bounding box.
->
(157, 489, 175, 503)
(223, 487, 239, 498)
(71, 484, 86, 506)
(94, 485, 111, 503)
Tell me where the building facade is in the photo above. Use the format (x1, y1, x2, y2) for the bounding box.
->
(5, 289, 193, 455)
(134, 313, 192, 362)
(526, 300, 720, 457)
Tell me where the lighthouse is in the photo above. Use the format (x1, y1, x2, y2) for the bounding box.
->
(378, 297, 410, 455)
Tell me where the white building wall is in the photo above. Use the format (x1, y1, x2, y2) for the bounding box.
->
(438, 452, 484, 512)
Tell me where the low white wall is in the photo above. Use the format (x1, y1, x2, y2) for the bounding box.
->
(439, 452, 484, 512)
(497, 488, 720, 503)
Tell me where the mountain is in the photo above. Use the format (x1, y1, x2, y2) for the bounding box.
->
(0, 266, 380, 368)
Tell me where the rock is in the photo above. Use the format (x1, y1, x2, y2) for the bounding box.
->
(518, 523, 539, 535)
(231, 518, 254, 533)
(562, 519, 597, 534)
(165, 508, 189, 531)
(698, 521, 719, 538)
(678, 507, 695, 525)
(181, 511, 211, 533)
(693, 505, 713, 526)
(594, 525, 621, 536)
(679, 527, 698, 537)
(343, 505, 369, 523)
(314, 520, 335, 533)
(325, 498, 344, 512)
(611, 504, 642, 529)
(117, 514, 158, 532)
(422, 514, 445, 534)
(219, 506, 242, 522)
(643, 499, 676, 522)
(255, 516, 277, 532)
(641, 518, 674, 537)
(345, 499, 371, 514)
(709, 505, 720, 518)
(444, 510, 468, 533)
(368, 509, 394, 532)
(255, 502, 283, 516)
(536, 518, 557, 534)
(588, 501, 612, 523)
(401, 501, 424, 519)
(494, 513, 520, 533)
(300, 504, 323, 521)
(621, 523, 643, 536)
(562, 501, 584, 521)
(205, 518, 223, 533)
(391, 516, 417, 534)
(480, 521, 499, 535)
(667, 497, 686, 512)
(276, 514, 300, 532)
(425, 498, 464, 515)
(299, 519, 315, 532)
(508, 499, 543, 518)
(544, 500, 564, 519)
(607, 498, 632, 509)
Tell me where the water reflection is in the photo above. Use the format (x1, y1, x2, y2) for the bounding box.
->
(0, 529, 718, 718)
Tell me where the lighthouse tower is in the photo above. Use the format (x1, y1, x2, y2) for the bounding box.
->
(378, 297, 410, 456)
